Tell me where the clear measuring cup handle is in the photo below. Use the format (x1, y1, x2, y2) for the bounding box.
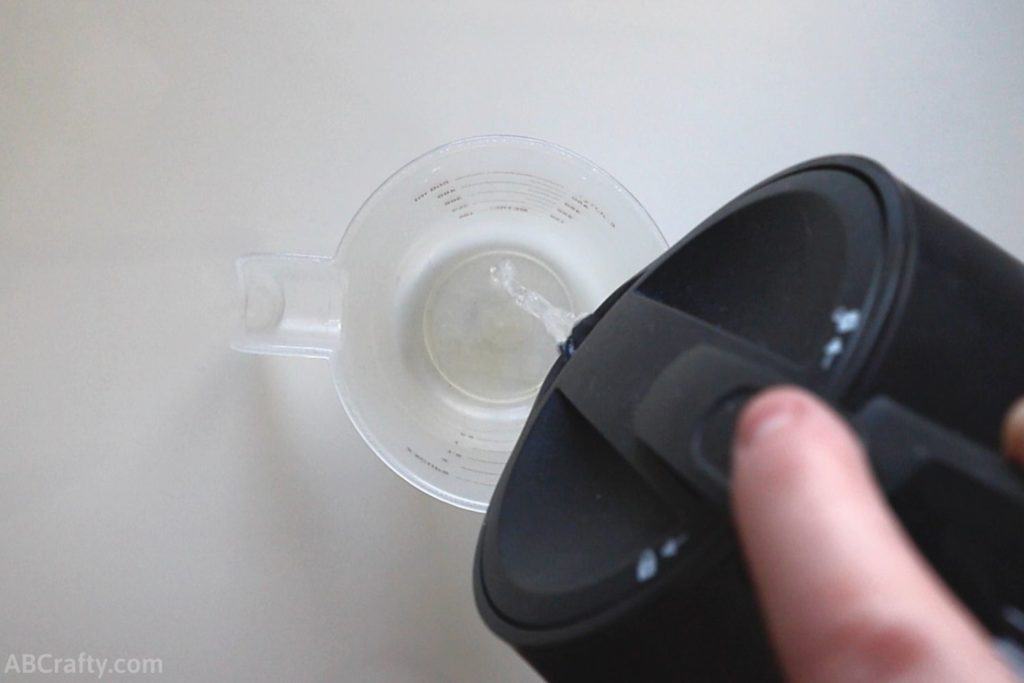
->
(233, 254, 342, 359)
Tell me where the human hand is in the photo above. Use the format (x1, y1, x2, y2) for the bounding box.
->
(732, 387, 1023, 682)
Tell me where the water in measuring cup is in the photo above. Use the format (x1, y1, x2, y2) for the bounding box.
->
(423, 251, 578, 404)
(489, 259, 580, 342)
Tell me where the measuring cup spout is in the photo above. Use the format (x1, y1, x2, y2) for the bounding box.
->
(232, 253, 342, 359)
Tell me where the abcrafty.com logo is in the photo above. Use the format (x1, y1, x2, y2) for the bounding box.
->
(3, 653, 162, 678)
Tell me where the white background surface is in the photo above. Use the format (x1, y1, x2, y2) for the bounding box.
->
(2, 2, 1023, 681)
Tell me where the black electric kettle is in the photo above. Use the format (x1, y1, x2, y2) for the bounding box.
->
(474, 156, 1024, 681)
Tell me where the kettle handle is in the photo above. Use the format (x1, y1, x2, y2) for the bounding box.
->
(851, 397, 1024, 654)
(634, 345, 1024, 654)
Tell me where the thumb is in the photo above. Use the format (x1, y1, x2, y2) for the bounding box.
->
(731, 386, 1013, 682)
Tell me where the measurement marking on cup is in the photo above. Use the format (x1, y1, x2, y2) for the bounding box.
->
(589, 201, 614, 227)
(414, 180, 450, 202)
(459, 431, 507, 444)
(467, 200, 548, 213)
(476, 205, 530, 213)
(463, 457, 504, 468)
(448, 448, 503, 466)
(459, 180, 563, 201)
(460, 176, 565, 194)
(569, 195, 616, 228)
(406, 446, 448, 475)
(453, 473, 493, 486)
(462, 466, 500, 477)
(461, 179, 559, 189)
(468, 200, 541, 210)
(464, 189, 558, 205)
(453, 171, 565, 190)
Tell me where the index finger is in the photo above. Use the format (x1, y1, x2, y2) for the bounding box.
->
(731, 387, 1013, 682)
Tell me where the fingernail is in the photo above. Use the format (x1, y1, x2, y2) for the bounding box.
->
(736, 396, 798, 450)
(1002, 397, 1024, 457)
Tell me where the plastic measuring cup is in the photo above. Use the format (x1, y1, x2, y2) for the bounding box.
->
(234, 136, 666, 511)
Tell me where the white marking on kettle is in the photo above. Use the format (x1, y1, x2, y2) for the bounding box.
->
(660, 534, 689, 559)
(832, 307, 861, 333)
(821, 337, 844, 369)
(636, 549, 658, 582)
(821, 307, 862, 369)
